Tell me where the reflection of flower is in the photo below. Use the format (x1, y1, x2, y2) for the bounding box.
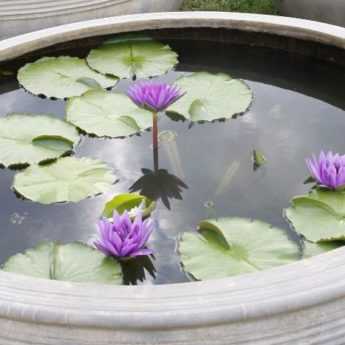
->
(92, 211, 154, 259)
(127, 81, 184, 112)
(306, 151, 345, 190)
(130, 168, 188, 209)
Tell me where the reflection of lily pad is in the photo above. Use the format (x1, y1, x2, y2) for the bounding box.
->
(179, 217, 299, 281)
(286, 196, 345, 242)
(13, 157, 117, 204)
(168, 72, 252, 122)
(66, 90, 152, 137)
(0, 114, 79, 167)
(103, 193, 155, 218)
(3, 242, 122, 284)
(87, 38, 178, 79)
(18, 56, 117, 99)
(303, 240, 344, 259)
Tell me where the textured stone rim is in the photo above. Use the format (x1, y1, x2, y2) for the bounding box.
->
(0, 0, 131, 20)
(1, 12, 345, 331)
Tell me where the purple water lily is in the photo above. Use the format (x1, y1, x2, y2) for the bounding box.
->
(127, 81, 184, 113)
(127, 81, 185, 170)
(92, 211, 154, 259)
(306, 151, 345, 190)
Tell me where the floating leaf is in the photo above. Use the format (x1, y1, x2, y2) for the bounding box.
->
(285, 197, 345, 242)
(3, 242, 122, 284)
(87, 38, 178, 79)
(307, 190, 345, 217)
(13, 157, 117, 204)
(18, 56, 117, 99)
(179, 217, 299, 280)
(167, 72, 252, 122)
(0, 113, 79, 167)
(252, 149, 267, 171)
(102, 193, 155, 218)
(303, 240, 344, 259)
(66, 90, 152, 137)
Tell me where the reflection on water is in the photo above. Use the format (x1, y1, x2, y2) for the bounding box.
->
(130, 168, 188, 210)
(1, 40, 345, 284)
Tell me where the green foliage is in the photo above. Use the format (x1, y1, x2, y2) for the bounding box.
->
(13, 157, 117, 204)
(87, 38, 178, 79)
(2, 242, 122, 284)
(179, 217, 299, 280)
(168, 72, 252, 122)
(286, 191, 345, 242)
(102, 193, 155, 218)
(181, 0, 279, 14)
(0, 113, 79, 167)
(66, 90, 152, 138)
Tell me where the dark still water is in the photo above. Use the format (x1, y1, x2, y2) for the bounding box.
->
(1, 38, 345, 284)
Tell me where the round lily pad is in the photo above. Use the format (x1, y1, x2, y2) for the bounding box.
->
(286, 195, 345, 242)
(66, 90, 152, 138)
(17, 56, 117, 99)
(13, 157, 117, 204)
(102, 193, 155, 218)
(2, 242, 122, 284)
(0, 113, 79, 167)
(179, 217, 299, 281)
(167, 72, 253, 122)
(87, 38, 178, 79)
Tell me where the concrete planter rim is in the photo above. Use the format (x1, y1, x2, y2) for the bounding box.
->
(1, 12, 345, 331)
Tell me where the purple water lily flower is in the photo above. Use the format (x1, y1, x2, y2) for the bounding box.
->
(92, 211, 154, 259)
(306, 151, 345, 190)
(127, 81, 184, 113)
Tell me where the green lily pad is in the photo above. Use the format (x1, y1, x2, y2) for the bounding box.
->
(252, 149, 267, 171)
(13, 157, 117, 204)
(18, 56, 117, 99)
(285, 197, 345, 242)
(0, 113, 79, 167)
(167, 72, 253, 122)
(2, 242, 122, 284)
(307, 190, 345, 216)
(87, 38, 178, 79)
(66, 90, 152, 137)
(303, 240, 344, 259)
(179, 217, 299, 281)
(102, 193, 155, 218)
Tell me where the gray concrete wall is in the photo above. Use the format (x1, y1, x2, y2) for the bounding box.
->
(0, 0, 183, 39)
(279, 0, 345, 27)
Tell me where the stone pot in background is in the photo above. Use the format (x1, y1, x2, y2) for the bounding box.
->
(279, 0, 345, 27)
(0, 0, 184, 39)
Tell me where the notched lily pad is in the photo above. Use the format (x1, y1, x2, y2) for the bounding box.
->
(303, 240, 344, 259)
(17, 56, 117, 99)
(102, 193, 155, 218)
(179, 217, 299, 281)
(2, 241, 122, 284)
(87, 37, 178, 79)
(66, 90, 152, 138)
(167, 72, 253, 122)
(285, 195, 345, 242)
(0, 113, 79, 167)
(13, 156, 117, 204)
